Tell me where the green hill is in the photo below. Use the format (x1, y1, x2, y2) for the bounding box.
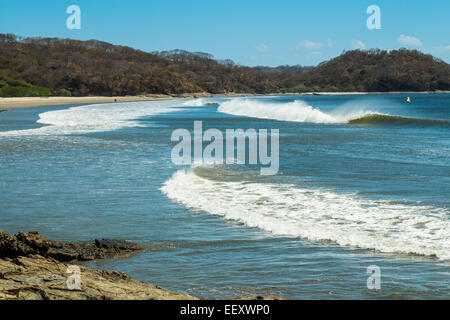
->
(286, 49, 450, 92)
(0, 34, 449, 97)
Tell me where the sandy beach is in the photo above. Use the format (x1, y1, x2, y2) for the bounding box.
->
(0, 93, 213, 109)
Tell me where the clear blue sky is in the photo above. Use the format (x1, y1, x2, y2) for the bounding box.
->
(1, 0, 449, 66)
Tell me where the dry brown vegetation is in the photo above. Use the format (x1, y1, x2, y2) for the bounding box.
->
(0, 34, 449, 97)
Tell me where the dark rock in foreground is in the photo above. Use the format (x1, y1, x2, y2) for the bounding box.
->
(0, 230, 195, 300)
(0, 230, 142, 262)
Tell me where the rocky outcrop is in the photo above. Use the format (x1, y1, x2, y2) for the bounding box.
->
(0, 254, 196, 300)
(0, 230, 282, 300)
(0, 230, 142, 262)
(0, 230, 196, 300)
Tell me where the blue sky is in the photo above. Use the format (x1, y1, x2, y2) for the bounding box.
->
(1, 0, 449, 66)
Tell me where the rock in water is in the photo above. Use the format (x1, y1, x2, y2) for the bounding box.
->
(0, 230, 143, 262)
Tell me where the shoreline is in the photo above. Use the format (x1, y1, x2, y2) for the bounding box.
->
(0, 230, 282, 300)
(0, 93, 212, 110)
(1, 91, 449, 110)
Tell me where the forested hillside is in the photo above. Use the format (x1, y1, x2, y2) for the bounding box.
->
(0, 34, 449, 97)
(286, 49, 450, 92)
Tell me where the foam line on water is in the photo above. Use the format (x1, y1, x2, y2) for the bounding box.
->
(181, 98, 207, 106)
(0, 100, 184, 136)
(161, 166, 450, 260)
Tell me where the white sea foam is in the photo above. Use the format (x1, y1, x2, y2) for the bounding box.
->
(181, 98, 208, 106)
(0, 100, 184, 136)
(161, 166, 450, 260)
(218, 98, 379, 123)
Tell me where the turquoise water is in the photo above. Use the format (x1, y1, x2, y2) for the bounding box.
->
(0, 94, 449, 299)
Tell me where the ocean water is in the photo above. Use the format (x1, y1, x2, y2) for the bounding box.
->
(0, 94, 449, 299)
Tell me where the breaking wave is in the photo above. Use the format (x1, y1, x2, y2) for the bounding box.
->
(161, 165, 450, 260)
(0, 100, 183, 136)
(181, 98, 208, 106)
(217, 98, 449, 127)
(218, 99, 378, 124)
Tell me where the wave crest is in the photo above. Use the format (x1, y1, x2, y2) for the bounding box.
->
(218, 99, 377, 124)
(161, 166, 450, 260)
